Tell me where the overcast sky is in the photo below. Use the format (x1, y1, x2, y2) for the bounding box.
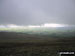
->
(0, 0, 75, 25)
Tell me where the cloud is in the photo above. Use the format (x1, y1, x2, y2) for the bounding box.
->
(0, 0, 75, 25)
(0, 23, 69, 29)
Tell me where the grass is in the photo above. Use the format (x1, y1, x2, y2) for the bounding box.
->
(0, 27, 75, 56)
(0, 37, 75, 56)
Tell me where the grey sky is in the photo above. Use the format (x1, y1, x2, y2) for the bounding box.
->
(0, 0, 75, 25)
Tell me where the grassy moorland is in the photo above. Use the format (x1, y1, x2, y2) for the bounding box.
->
(0, 27, 75, 56)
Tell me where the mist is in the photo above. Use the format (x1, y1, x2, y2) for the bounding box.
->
(0, 0, 75, 25)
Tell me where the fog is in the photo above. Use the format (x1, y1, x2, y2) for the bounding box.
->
(0, 0, 75, 25)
